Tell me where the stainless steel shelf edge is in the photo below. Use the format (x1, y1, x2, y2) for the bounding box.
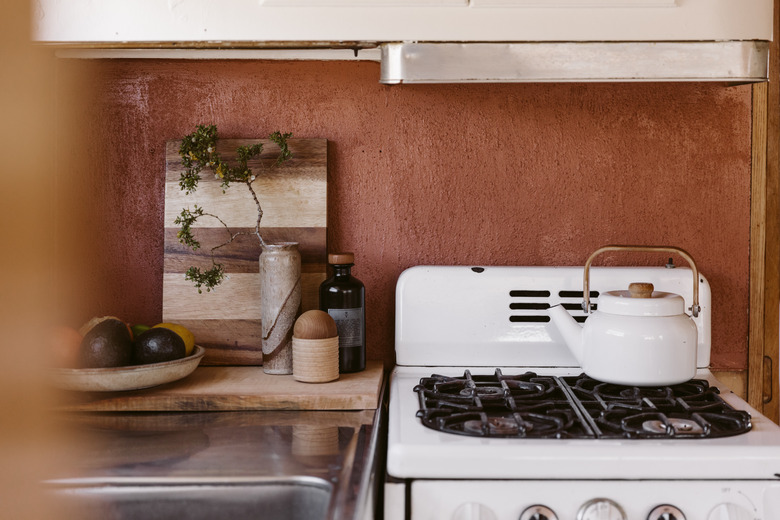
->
(379, 41, 770, 84)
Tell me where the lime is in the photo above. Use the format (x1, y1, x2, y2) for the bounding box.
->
(130, 324, 151, 339)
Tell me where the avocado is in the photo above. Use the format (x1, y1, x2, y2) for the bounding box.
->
(132, 328, 186, 365)
(79, 318, 133, 368)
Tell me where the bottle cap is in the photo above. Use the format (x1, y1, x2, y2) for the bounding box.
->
(328, 252, 355, 265)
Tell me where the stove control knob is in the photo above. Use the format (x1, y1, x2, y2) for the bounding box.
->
(707, 503, 754, 520)
(452, 502, 498, 520)
(577, 498, 627, 520)
(648, 504, 686, 520)
(519, 505, 558, 520)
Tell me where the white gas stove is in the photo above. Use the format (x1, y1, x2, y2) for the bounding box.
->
(385, 265, 780, 520)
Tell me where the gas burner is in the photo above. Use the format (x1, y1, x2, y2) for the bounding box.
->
(459, 386, 503, 397)
(415, 371, 591, 438)
(463, 416, 527, 436)
(568, 376, 711, 403)
(415, 372, 752, 439)
(438, 410, 576, 438)
(415, 370, 564, 406)
(642, 418, 705, 436)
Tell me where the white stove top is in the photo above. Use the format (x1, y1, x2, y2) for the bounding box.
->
(385, 265, 780, 520)
(388, 366, 780, 480)
(388, 265, 780, 480)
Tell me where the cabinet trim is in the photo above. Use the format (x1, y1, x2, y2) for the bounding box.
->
(748, 0, 779, 423)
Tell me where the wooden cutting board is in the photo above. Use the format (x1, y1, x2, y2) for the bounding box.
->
(55, 361, 384, 412)
(163, 138, 327, 366)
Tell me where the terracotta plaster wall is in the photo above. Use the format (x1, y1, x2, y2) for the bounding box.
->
(55, 59, 752, 370)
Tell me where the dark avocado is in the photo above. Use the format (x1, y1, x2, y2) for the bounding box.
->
(132, 328, 186, 365)
(79, 318, 133, 368)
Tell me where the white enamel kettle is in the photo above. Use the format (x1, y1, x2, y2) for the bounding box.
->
(547, 245, 700, 386)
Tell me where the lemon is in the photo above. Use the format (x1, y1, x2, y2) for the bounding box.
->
(153, 322, 195, 356)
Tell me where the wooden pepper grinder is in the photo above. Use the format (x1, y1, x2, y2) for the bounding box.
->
(292, 310, 339, 383)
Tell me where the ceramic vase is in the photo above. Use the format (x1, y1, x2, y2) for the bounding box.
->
(260, 242, 301, 374)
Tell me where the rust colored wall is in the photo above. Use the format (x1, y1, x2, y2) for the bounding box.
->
(56, 59, 752, 370)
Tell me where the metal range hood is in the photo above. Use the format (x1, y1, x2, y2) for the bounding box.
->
(379, 41, 770, 84)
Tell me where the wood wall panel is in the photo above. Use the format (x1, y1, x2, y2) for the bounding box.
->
(748, 0, 780, 423)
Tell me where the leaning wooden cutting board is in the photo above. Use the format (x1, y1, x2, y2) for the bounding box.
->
(56, 361, 384, 412)
(163, 138, 327, 366)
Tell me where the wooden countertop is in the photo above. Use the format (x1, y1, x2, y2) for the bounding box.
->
(55, 360, 384, 412)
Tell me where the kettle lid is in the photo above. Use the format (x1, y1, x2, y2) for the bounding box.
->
(598, 282, 687, 317)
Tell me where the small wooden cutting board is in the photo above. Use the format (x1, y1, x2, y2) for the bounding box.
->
(55, 361, 384, 412)
(163, 138, 327, 366)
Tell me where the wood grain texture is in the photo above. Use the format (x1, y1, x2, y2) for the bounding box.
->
(55, 361, 384, 412)
(762, 0, 780, 424)
(163, 138, 327, 365)
(162, 273, 323, 318)
(164, 228, 326, 272)
(712, 370, 747, 400)
(748, 0, 780, 424)
(749, 81, 767, 413)
(748, 0, 780, 422)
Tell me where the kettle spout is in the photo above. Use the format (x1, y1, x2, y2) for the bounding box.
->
(547, 304, 585, 364)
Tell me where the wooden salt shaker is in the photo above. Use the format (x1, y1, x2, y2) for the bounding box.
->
(292, 310, 339, 383)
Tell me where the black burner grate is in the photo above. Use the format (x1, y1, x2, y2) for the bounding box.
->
(414, 371, 752, 439)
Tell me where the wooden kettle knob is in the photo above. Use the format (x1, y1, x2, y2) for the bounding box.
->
(628, 282, 654, 298)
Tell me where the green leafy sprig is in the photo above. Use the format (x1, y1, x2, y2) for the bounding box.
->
(176, 124, 293, 293)
(174, 205, 205, 250)
(184, 264, 225, 294)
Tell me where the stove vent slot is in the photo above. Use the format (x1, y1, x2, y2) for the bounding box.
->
(509, 290, 551, 298)
(557, 290, 599, 323)
(508, 289, 600, 323)
(559, 290, 599, 299)
(508, 289, 551, 323)
(509, 315, 550, 323)
(510, 302, 550, 310)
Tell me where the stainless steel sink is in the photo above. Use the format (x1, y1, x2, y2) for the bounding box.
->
(47, 477, 333, 520)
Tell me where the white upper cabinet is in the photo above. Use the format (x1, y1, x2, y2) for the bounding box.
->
(470, 0, 677, 5)
(34, 0, 772, 44)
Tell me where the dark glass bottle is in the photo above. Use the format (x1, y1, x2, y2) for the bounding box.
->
(319, 252, 365, 373)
